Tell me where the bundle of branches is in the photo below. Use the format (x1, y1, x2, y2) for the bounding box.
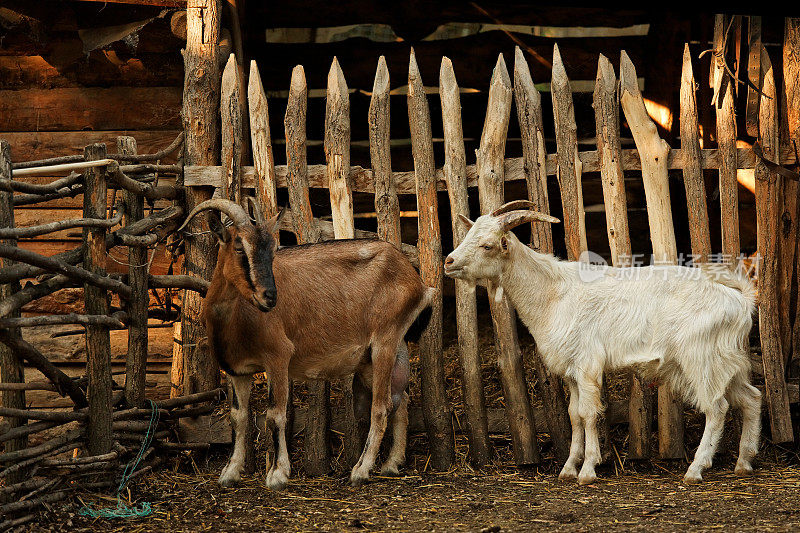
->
(0, 388, 224, 528)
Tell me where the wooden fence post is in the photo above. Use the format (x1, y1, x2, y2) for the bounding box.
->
(620, 51, 684, 459)
(407, 49, 455, 470)
(285, 64, 330, 475)
(370, 56, 402, 248)
(713, 14, 741, 265)
(784, 19, 800, 367)
(756, 46, 794, 444)
(679, 45, 713, 265)
(780, 19, 799, 368)
(514, 47, 571, 462)
(440, 56, 492, 466)
(0, 140, 26, 486)
(594, 54, 652, 460)
(84, 143, 113, 456)
(118, 136, 147, 408)
(325, 56, 360, 470)
(477, 53, 540, 465)
(179, 0, 221, 398)
(552, 45, 611, 460)
(248, 60, 280, 234)
(221, 53, 243, 206)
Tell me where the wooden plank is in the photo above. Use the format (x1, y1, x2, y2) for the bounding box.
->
(221, 53, 243, 206)
(781, 19, 800, 368)
(185, 144, 769, 194)
(83, 143, 113, 455)
(476, 53, 539, 466)
(679, 44, 713, 264)
(178, 0, 222, 398)
(713, 15, 741, 265)
(594, 54, 652, 461)
(756, 46, 794, 444)
(439, 56, 491, 466)
(0, 140, 26, 486)
(1, 131, 181, 165)
(369, 56, 401, 247)
(248, 60, 280, 239)
(407, 49, 455, 470)
(620, 50, 684, 459)
(551, 44, 587, 261)
(0, 88, 182, 132)
(118, 136, 147, 408)
(513, 46, 570, 462)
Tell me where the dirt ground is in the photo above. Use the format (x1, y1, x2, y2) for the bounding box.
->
(23, 442, 800, 533)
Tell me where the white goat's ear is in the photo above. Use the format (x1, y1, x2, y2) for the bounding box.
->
(206, 212, 231, 243)
(458, 214, 474, 229)
(500, 235, 508, 252)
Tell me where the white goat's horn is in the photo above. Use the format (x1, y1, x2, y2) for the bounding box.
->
(499, 210, 560, 233)
(177, 199, 251, 233)
(491, 200, 538, 217)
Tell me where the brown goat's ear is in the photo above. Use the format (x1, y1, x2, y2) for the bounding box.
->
(265, 207, 286, 236)
(458, 214, 474, 229)
(207, 211, 231, 243)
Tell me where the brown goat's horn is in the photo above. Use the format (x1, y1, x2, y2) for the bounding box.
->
(499, 210, 560, 233)
(177, 199, 251, 234)
(491, 200, 538, 217)
(246, 196, 265, 225)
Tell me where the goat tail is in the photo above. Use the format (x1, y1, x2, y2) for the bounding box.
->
(404, 287, 436, 343)
(702, 267, 757, 312)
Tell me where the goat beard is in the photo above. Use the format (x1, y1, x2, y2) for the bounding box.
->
(487, 280, 504, 304)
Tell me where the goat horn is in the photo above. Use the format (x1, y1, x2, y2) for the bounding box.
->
(499, 210, 560, 233)
(177, 199, 251, 234)
(491, 200, 538, 217)
(246, 196, 265, 225)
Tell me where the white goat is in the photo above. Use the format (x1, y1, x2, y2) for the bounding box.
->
(444, 201, 761, 485)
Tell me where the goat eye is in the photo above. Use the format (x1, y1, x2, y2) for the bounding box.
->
(481, 244, 494, 251)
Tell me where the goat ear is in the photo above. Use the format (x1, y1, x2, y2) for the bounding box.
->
(265, 207, 286, 236)
(206, 212, 231, 243)
(458, 214, 474, 229)
(500, 235, 508, 252)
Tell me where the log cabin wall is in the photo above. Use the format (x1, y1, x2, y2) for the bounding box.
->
(0, 1, 185, 291)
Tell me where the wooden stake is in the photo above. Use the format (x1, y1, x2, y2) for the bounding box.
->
(369, 56, 402, 248)
(440, 56, 491, 466)
(285, 64, 329, 475)
(83, 143, 113, 456)
(514, 47, 571, 462)
(179, 0, 222, 398)
(477, 53, 540, 465)
(408, 49, 455, 470)
(713, 15, 741, 265)
(594, 54, 652, 461)
(248, 60, 279, 239)
(0, 140, 25, 488)
(221, 53, 243, 206)
(620, 50, 684, 459)
(325, 56, 359, 469)
(118, 136, 147, 408)
(785, 18, 800, 368)
(680, 45, 713, 264)
(756, 46, 794, 444)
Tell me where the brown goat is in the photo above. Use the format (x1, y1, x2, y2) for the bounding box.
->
(178, 199, 433, 488)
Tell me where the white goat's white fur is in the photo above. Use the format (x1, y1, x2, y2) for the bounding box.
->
(445, 210, 761, 484)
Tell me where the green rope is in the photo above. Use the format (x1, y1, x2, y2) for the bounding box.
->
(78, 399, 160, 520)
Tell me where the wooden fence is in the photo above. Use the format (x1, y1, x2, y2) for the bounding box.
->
(1, 12, 800, 524)
(179, 15, 799, 470)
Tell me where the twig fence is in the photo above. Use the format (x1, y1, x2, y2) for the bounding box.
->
(0, 11, 799, 525)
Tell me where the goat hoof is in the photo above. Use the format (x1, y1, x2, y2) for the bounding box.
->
(266, 469, 288, 490)
(380, 463, 401, 477)
(577, 472, 597, 486)
(558, 466, 578, 481)
(218, 470, 241, 488)
(683, 472, 703, 484)
(734, 462, 753, 477)
(350, 471, 369, 487)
